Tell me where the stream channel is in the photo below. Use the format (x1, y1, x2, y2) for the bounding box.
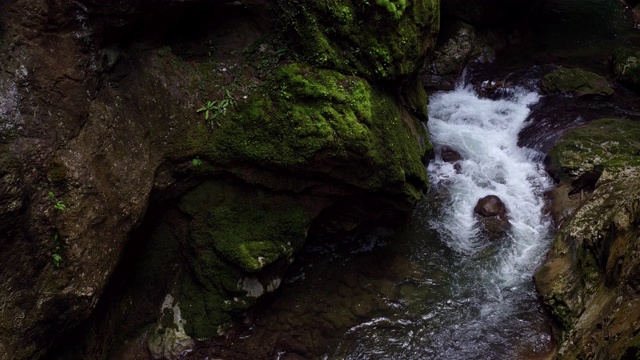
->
(196, 70, 564, 360)
(328, 77, 555, 359)
(185, 2, 640, 359)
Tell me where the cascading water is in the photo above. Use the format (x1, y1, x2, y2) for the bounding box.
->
(328, 81, 555, 359)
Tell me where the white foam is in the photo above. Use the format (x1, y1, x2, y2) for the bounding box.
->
(427, 84, 552, 291)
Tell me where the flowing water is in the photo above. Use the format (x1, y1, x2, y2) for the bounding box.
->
(208, 79, 558, 360)
(323, 81, 555, 359)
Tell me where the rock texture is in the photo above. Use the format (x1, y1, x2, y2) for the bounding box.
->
(0, 1, 440, 359)
(420, 20, 488, 90)
(474, 195, 510, 240)
(613, 47, 640, 89)
(535, 118, 640, 359)
(540, 67, 614, 97)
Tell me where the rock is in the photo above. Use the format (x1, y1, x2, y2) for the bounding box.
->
(540, 67, 614, 97)
(421, 20, 489, 90)
(534, 118, 640, 359)
(474, 195, 510, 239)
(613, 47, 640, 89)
(441, 146, 463, 163)
(351, 295, 375, 318)
(0, 0, 438, 358)
(545, 118, 640, 182)
(276, 0, 440, 81)
(272, 333, 308, 357)
(474, 195, 507, 218)
(146, 295, 195, 360)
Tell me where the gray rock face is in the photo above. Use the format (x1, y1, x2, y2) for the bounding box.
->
(421, 20, 489, 90)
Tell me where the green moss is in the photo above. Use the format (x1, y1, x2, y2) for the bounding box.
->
(173, 179, 314, 337)
(613, 47, 640, 88)
(274, 0, 439, 80)
(541, 67, 613, 96)
(179, 180, 310, 273)
(177, 273, 232, 339)
(548, 118, 640, 179)
(203, 63, 428, 198)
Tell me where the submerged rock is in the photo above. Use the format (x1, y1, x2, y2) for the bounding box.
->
(535, 118, 640, 359)
(540, 67, 614, 97)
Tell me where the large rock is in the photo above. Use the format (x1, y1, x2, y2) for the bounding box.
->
(535, 118, 640, 359)
(0, 0, 439, 358)
(421, 20, 489, 90)
(613, 47, 640, 89)
(540, 67, 614, 97)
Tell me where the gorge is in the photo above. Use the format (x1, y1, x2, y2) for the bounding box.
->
(1, 0, 640, 359)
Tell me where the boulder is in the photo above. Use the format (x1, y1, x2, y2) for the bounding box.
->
(535, 118, 640, 359)
(613, 47, 640, 89)
(540, 67, 614, 97)
(474, 195, 510, 239)
(421, 20, 489, 90)
(474, 195, 507, 218)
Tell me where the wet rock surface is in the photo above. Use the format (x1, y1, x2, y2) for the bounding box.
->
(540, 67, 614, 97)
(474, 195, 510, 240)
(535, 118, 640, 360)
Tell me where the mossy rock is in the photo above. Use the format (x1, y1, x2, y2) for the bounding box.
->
(540, 67, 613, 96)
(203, 62, 429, 200)
(546, 118, 640, 180)
(613, 47, 640, 89)
(275, 0, 440, 81)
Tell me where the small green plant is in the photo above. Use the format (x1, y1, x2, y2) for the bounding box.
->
(197, 88, 237, 125)
(52, 233, 62, 267)
(48, 191, 66, 211)
(191, 157, 203, 167)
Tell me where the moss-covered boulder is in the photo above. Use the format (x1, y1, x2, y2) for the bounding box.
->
(613, 47, 640, 89)
(545, 118, 640, 181)
(540, 67, 614, 97)
(276, 0, 440, 81)
(204, 63, 429, 198)
(535, 118, 640, 359)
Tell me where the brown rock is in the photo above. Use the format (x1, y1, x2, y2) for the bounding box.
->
(474, 195, 507, 217)
(441, 146, 463, 163)
(474, 195, 510, 239)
